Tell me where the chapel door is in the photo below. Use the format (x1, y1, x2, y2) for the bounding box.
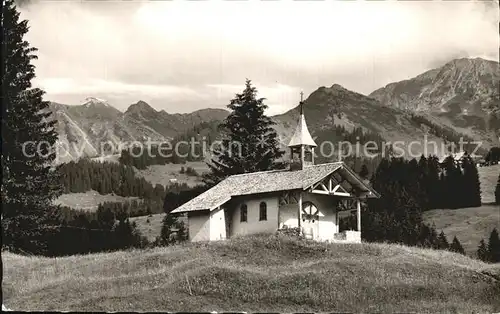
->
(301, 201, 319, 240)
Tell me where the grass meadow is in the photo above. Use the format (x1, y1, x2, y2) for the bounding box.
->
(3, 234, 500, 312)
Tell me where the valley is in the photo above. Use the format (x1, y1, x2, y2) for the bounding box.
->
(46, 56, 500, 258)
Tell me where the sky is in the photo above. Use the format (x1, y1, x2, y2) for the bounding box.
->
(20, 0, 499, 116)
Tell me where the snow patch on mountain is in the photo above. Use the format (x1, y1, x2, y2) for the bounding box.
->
(81, 97, 110, 108)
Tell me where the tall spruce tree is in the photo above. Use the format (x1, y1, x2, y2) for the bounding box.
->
(158, 213, 186, 245)
(495, 173, 500, 205)
(441, 156, 463, 209)
(449, 236, 466, 255)
(1, 0, 62, 253)
(487, 228, 500, 263)
(437, 231, 449, 250)
(460, 155, 482, 207)
(365, 158, 424, 245)
(203, 79, 285, 186)
(359, 164, 369, 180)
(477, 239, 488, 262)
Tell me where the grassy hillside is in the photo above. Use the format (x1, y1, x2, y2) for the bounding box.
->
(423, 205, 500, 256)
(478, 164, 500, 204)
(2, 235, 500, 312)
(130, 214, 188, 242)
(54, 190, 140, 212)
(422, 164, 500, 256)
(134, 162, 208, 188)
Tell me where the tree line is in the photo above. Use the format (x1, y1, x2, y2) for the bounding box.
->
(358, 154, 482, 211)
(485, 147, 500, 164)
(341, 156, 471, 253)
(38, 206, 148, 256)
(58, 159, 166, 200)
(409, 114, 485, 154)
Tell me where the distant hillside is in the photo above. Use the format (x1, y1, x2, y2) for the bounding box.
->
(423, 204, 500, 256)
(272, 84, 451, 159)
(53, 190, 140, 212)
(369, 58, 500, 150)
(49, 98, 228, 162)
(3, 235, 500, 312)
(478, 164, 500, 204)
(422, 164, 500, 255)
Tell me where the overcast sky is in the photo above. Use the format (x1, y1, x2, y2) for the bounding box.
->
(20, 0, 499, 115)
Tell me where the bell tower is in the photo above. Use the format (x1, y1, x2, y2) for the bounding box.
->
(288, 92, 317, 170)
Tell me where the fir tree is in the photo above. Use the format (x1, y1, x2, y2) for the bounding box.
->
(460, 155, 482, 207)
(487, 228, 500, 263)
(1, 0, 62, 254)
(159, 213, 183, 245)
(203, 79, 285, 186)
(495, 173, 500, 205)
(449, 236, 466, 255)
(426, 156, 442, 210)
(437, 231, 449, 250)
(477, 239, 488, 262)
(441, 156, 463, 209)
(359, 164, 369, 180)
(176, 221, 187, 242)
(365, 158, 423, 245)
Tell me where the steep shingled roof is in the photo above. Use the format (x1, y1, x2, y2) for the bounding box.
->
(288, 113, 317, 147)
(171, 162, 379, 214)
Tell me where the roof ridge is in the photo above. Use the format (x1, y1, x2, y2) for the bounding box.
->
(227, 162, 344, 178)
(310, 161, 344, 167)
(227, 168, 288, 178)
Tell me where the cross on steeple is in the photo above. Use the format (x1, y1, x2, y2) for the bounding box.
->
(299, 91, 304, 115)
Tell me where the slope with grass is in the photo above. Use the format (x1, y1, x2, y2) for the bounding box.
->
(53, 190, 140, 212)
(134, 161, 208, 188)
(422, 164, 500, 256)
(423, 205, 500, 256)
(130, 214, 188, 242)
(479, 164, 500, 204)
(2, 235, 500, 312)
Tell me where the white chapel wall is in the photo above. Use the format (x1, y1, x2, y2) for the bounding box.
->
(230, 195, 279, 237)
(209, 207, 227, 241)
(303, 193, 338, 241)
(279, 203, 299, 228)
(188, 211, 211, 242)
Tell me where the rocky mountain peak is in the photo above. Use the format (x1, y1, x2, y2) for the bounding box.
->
(81, 97, 110, 108)
(125, 100, 156, 115)
(369, 57, 499, 115)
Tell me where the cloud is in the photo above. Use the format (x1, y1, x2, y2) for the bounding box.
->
(20, 0, 499, 115)
(206, 83, 300, 116)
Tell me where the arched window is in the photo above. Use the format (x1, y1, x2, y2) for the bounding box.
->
(240, 204, 247, 222)
(259, 202, 267, 221)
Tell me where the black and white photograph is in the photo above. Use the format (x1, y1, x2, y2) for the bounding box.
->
(1, 0, 500, 312)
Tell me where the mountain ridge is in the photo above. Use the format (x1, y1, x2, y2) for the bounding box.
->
(48, 57, 499, 163)
(49, 100, 229, 162)
(369, 57, 499, 151)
